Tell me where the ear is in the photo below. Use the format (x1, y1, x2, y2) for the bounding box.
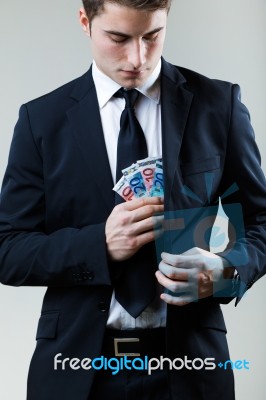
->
(79, 7, 91, 37)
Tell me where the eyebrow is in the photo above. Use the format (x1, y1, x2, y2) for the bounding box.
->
(104, 27, 164, 38)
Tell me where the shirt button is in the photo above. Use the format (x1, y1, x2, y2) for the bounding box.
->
(99, 301, 109, 313)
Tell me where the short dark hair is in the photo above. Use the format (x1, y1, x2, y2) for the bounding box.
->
(82, 0, 172, 23)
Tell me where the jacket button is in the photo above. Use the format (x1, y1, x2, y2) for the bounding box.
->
(73, 273, 81, 281)
(82, 272, 88, 281)
(99, 301, 109, 313)
(82, 271, 94, 281)
(87, 271, 94, 280)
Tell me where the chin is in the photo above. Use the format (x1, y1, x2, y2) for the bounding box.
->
(120, 78, 145, 89)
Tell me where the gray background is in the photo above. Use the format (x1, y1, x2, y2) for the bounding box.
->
(0, 0, 265, 398)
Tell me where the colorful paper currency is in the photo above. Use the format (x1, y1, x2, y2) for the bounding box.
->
(113, 156, 164, 201)
(113, 176, 135, 201)
(150, 161, 164, 197)
(137, 156, 162, 192)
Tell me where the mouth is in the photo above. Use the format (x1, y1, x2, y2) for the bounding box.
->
(121, 70, 146, 77)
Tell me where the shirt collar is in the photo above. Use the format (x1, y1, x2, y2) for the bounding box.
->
(92, 59, 161, 109)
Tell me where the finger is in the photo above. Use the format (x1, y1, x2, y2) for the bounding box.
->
(123, 197, 164, 212)
(155, 271, 193, 294)
(160, 292, 193, 306)
(133, 214, 164, 235)
(132, 204, 164, 223)
(161, 252, 197, 269)
(153, 214, 164, 229)
(159, 262, 190, 281)
(133, 228, 163, 249)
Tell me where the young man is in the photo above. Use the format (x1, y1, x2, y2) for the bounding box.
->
(0, 1, 265, 399)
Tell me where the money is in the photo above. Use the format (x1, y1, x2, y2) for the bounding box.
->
(137, 156, 162, 193)
(122, 163, 138, 178)
(150, 161, 164, 197)
(113, 157, 164, 201)
(126, 169, 148, 198)
(113, 176, 135, 201)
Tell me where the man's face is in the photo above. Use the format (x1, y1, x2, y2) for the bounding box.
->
(80, 3, 167, 88)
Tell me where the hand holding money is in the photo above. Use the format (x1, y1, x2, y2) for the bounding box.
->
(105, 197, 164, 262)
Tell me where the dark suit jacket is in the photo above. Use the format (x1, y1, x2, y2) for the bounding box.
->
(0, 59, 266, 400)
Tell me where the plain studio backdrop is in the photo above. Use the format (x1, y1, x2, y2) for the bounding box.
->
(0, 0, 265, 399)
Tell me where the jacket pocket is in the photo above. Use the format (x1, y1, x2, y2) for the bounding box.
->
(36, 311, 60, 340)
(181, 156, 220, 176)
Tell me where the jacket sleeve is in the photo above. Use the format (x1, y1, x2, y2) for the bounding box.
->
(0, 105, 112, 288)
(217, 84, 266, 302)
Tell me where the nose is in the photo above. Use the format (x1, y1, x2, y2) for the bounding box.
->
(127, 38, 146, 69)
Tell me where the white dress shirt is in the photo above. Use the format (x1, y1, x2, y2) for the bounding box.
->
(92, 60, 166, 329)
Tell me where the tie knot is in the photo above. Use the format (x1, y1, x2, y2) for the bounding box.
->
(115, 88, 139, 109)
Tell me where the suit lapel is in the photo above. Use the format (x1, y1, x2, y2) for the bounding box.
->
(161, 59, 194, 207)
(67, 68, 115, 212)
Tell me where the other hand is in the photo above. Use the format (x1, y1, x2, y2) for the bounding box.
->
(155, 247, 234, 306)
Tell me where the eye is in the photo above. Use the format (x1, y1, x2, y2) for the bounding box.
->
(143, 33, 159, 42)
(109, 35, 128, 44)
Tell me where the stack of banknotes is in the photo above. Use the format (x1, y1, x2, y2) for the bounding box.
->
(113, 156, 164, 201)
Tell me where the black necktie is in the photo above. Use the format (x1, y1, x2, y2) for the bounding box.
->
(115, 88, 148, 182)
(113, 88, 156, 318)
